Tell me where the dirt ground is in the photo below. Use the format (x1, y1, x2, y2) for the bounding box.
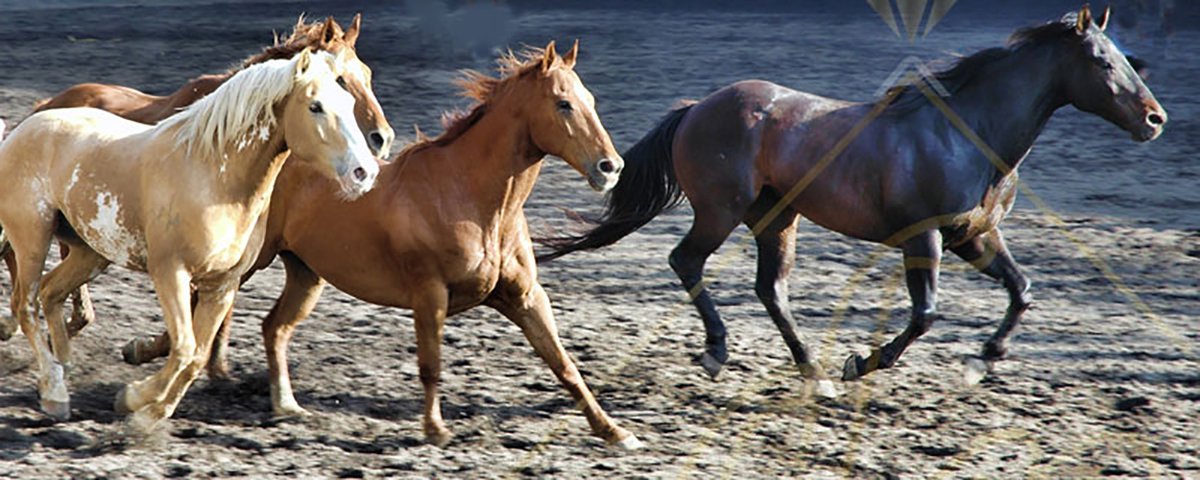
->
(0, 1, 1197, 478)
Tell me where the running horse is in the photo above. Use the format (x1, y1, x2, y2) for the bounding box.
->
(124, 42, 642, 448)
(541, 6, 1166, 388)
(0, 50, 379, 432)
(0, 15, 395, 359)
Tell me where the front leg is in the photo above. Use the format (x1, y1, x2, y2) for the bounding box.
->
(844, 230, 942, 381)
(951, 228, 1031, 383)
(488, 267, 641, 449)
(409, 284, 453, 446)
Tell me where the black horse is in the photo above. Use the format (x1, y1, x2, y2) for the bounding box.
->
(541, 5, 1166, 389)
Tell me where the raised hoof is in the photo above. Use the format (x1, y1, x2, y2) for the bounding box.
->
(611, 431, 644, 451)
(40, 398, 71, 421)
(699, 351, 725, 380)
(113, 385, 136, 415)
(961, 356, 993, 386)
(842, 354, 865, 382)
(121, 337, 155, 365)
(811, 379, 839, 399)
(0, 316, 16, 341)
(425, 427, 453, 448)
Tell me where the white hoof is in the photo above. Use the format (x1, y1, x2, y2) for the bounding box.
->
(962, 357, 991, 386)
(614, 434, 644, 450)
(812, 379, 839, 399)
(40, 363, 71, 420)
(272, 403, 311, 419)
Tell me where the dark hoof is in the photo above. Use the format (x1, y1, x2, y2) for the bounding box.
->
(961, 356, 993, 386)
(699, 351, 725, 380)
(842, 354, 866, 382)
(121, 338, 154, 365)
(0, 316, 15, 342)
(206, 363, 233, 382)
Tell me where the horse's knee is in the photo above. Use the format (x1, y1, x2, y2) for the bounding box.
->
(911, 308, 937, 336)
(1009, 278, 1032, 311)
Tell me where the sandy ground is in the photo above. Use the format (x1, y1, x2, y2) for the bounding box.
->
(0, 2, 1197, 478)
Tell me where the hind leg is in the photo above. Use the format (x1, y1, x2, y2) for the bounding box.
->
(36, 243, 109, 418)
(57, 241, 97, 338)
(0, 240, 18, 341)
(744, 196, 836, 397)
(5, 217, 63, 418)
(669, 201, 746, 379)
(843, 230, 942, 381)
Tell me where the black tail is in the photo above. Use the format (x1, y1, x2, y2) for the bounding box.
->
(538, 104, 694, 262)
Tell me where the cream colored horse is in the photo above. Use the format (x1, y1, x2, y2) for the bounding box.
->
(0, 49, 378, 433)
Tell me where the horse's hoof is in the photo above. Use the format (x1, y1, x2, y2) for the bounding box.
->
(962, 356, 992, 386)
(125, 409, 164, 438)
(121, 337, 154, 365)
(113, 385, 136, 415)
(812, 379, 839, 399)
(40, 398, 70, 421)
(842, 354, 865, 382)
(206, 363, 234, 382)
(0, 316, 16, 341)
(272, 404, 311, 420)
(611, 430, 644, 451)
(425, 426, 453, 448)
(699, 352, 725, 380)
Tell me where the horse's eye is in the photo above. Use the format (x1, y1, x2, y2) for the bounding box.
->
(556, 100, 573, 112)
(336, 76, 347, 88)
(309, 102, 324, 114)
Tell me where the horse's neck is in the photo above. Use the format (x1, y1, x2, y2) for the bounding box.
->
(155, 74, 232, 118)
(943, 46, 1067, 169)
(438, 107, 543, 220)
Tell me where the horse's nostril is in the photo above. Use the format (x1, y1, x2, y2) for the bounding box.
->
(598, 159, 617, 174)
(1148, 113, 1165, 126)
(353, 166, 368, 182)
(369, 131, 385, 149)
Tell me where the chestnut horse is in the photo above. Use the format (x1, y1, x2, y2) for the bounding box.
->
(0, 50, 379, 432)
(541, 6, 1166, 386)
(126, 42, 641, 449)
(0, 15, 395, 350)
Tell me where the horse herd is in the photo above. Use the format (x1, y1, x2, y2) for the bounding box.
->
(0, 4, 1166, 450)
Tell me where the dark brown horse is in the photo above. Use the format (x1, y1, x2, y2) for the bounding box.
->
(541, 6, 1166, 388)
(122, 42, 641, 448)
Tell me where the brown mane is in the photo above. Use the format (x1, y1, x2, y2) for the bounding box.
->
(396, 47, 551, 160)
(240, 15, 346, 69)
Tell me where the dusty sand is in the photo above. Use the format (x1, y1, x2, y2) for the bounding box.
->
(0, 2, 1196, 478)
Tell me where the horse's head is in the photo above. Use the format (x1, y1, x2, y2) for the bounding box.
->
(518, 41, 623, 192)
(297, 14, 396, 158)
(1060, 4, 1166, 142)
(282, 49, 379, 198)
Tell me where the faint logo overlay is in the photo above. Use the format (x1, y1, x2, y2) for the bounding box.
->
(866, 0, 959, 41)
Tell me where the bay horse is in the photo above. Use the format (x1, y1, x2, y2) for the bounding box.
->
(540, 6, 1166, 388)
(0, 49, 379, 433)
(124, 41, 641, 449)
(0, 15, 395, 362)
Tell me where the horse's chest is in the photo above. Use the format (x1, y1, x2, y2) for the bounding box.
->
(942, 172, 1019, 246)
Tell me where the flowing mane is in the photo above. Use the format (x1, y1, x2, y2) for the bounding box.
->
(160, 50, 338, 161)
(240, 15, 347, 69)
(881, 17, 1077, 114)
(395, 46, 551, 160)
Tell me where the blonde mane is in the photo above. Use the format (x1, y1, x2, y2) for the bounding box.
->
(160, 50, 340, 161)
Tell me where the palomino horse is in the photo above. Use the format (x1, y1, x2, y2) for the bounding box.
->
(541, 6, 1166, 388)
(0, 50, 379, 432)
(0, 15, 395, 365)
(126, 41, 641, 448)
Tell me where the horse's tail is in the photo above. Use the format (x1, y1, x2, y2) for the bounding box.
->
(537, 103, 694, 262)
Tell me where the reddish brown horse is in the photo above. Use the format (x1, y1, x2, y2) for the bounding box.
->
(541, 6, 1166, 387)
(124, 42, 641, 448)
(0, 15, 395, 347)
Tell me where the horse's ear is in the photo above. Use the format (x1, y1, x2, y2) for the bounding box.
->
(541, 40, 558, 74)
(562, 39, 579, 69)
(1097, 5, 1111, 31)
(321, 16, 340, 46)
(295, 49, 313, 77)
(1076, 4, 1093, 33)
(344, 13, 362, 46)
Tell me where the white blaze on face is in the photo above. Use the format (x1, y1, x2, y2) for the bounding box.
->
(87, 191, 145, 268)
